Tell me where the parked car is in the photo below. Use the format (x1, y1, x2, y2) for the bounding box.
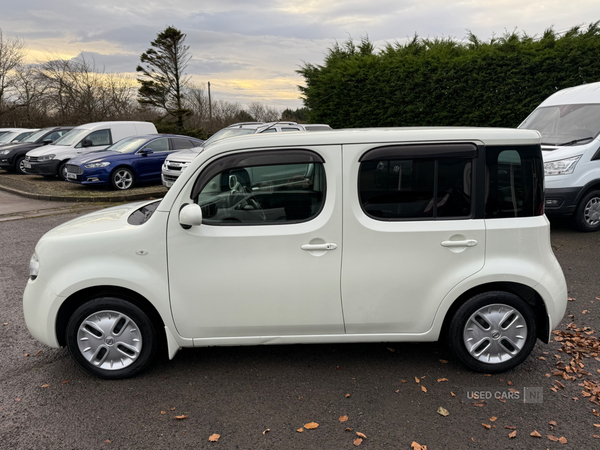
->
(161, 122, 331, 188)
(23, 121, 157, 180)
(0, 127, 73, 174)
(24, 127, 567, 379)
(519, 81, 600, 231)
(65, 134, 204, 190)
(0, 129, 38, 146)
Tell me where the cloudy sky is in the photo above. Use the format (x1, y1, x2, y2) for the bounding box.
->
(2, 0, 599, 111)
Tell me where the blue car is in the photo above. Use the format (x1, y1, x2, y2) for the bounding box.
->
(65, 134, 204, 190)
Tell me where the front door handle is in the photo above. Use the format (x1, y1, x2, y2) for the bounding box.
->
(301, 243, 338, 251)
(441, 239, 478, 248)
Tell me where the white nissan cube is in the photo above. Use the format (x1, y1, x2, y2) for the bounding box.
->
(24, 128, 568, 379)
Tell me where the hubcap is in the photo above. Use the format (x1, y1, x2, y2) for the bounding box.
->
(463, 303, 527, 364)
(584, 196, 600, 226)
(114, 170, 133, 189)
(77, 310, 142, 370)
(19, 159, 25, 173)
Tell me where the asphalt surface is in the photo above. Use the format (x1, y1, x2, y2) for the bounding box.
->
(1, 203, 599, 449)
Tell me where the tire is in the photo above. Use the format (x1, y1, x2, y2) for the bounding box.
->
(573, 189, 600, 232)
(14, 156, 26, 175)
(66, 297, 157, 379)
(111, 167, 135, 190)
(58, 161, 68, 181)
(448, 291, 537, 373)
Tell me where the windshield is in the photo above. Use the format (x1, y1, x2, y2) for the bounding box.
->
(23, 129, 50, 143)
(105, 136, 149, 153)
(52, 128, 90, 146)
(0, 132, 19, 144)
(519, 104, 600, 146)
(204, 128, 256, 146)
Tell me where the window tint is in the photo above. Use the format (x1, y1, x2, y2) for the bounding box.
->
(359, 155, 473, 220)
(172, 138, 195, 150)
(195, 162, 326, 225)
(77, 129, 111, 147)
(144, 138, 169, 152)
(485, 145, 544, 218)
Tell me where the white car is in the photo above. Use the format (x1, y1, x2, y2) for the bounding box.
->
(24, 127, 567, 379)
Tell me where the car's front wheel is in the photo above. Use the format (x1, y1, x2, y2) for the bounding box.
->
(111, 167, 135, 190)
(66, 297, 157, 379)
(448, 291, 537, 373)
(574, 189, 600, 232)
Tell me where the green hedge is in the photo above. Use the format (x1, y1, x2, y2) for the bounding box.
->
(298, 23, 600, 128)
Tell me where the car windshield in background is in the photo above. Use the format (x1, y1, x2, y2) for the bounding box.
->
(204, 128, 256, 146)
(52, 129, 89, 146)
(0, 132, 19, 143)
(105, 136, 149, 153)
(23, 129, 49, 143)
(520, 104, 600, 146)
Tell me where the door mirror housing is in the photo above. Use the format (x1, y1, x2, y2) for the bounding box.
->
(179, 203, 203, 229)
(139, 148, 154, 156)
(81, 139, 93, 147)
(42, 139, 52, 145)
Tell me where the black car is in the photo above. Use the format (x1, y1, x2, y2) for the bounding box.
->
(0, 127, 73, 174)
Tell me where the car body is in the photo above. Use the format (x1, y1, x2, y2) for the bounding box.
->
(24, 127, 567, 379)
(519, 81, 600, 231)
(0, 129, 38, 146)
(23, 121, 158, 180)
(161, 122, 331, 187)
(65, 134, 204, 190)
(0, 127, 73, 174)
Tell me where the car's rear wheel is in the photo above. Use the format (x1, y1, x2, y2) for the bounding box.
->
(66, 297, 157, 379)
(15, 156, 26, 175)
(574, 190, 600, 232)
(111, 167, 135, 190)
(448, 291, 537, 373)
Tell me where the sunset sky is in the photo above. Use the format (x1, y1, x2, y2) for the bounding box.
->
(2, 1, 599, 111)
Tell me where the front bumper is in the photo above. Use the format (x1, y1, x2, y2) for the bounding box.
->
(23, 159, 61, 176)
(161, 170, 181, 188)
(65, 164, 110, 185)
(23, 277, 64, 348)
(544, 187, 583, 217)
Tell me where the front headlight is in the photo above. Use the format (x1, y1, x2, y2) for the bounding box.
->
(38, 154, 56, 161)
(29, 253, 39, 280)
(544, 155, 581, 176)
(84, 161, 110, 169)
(0, 149, 9, 155)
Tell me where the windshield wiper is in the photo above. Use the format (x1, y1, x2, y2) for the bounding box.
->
(558, 137, 593, 146)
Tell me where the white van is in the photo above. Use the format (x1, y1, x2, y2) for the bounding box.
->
(519, 82, 600, 231)
(23, 127, 567, 379)
(23, 121, 157, 180)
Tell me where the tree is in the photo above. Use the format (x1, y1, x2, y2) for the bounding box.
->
(136, 26, 191, 130)
(0, 29, 25, 119)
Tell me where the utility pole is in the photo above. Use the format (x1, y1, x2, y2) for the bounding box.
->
(208, 81, 212, 121)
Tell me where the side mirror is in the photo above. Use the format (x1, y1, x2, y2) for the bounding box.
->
(179, 203, 203, 229)
(81, 139, 93, 147)
(42, 139, 52, 145)
(139, 148, 154, 156)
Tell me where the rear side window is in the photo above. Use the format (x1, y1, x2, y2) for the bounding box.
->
(171, 138, 196, 150)
(359, 144, 476, 220)
(485, 145, 543, 218)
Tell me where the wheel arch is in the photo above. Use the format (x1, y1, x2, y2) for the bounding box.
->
(55, 285, 165, 347)
(440, 281, 549, 345)
(574, 180, 600, 206)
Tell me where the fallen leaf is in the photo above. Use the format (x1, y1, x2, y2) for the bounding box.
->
(414, 377, 420, 383)
(490, 417, 497, 422)
(345, 393, 351, 398)
(61, 380, 69, 384)
(509, 430, 517, 438)
(497, 397, 506, 403)
(539, 357, 546, 360)
(34, 351, 42, 356)
(304, 422, 319, 430)
(507, 381, 513, 385)
(439, 359, 448, 363)
(387, 347, 395, 352)
(474, 402, 485, 407)
(208, 434, 220, 442)
(505, 426, 516, 430)
(353, 438, 363, 446)
(174, 415, 187, 420)
(547, 435, 559, 442)
(594, 424, 600, 428)
(160, 411, 166, 415)
(356, 432, 367, 439)
(437, 406, 449, 417)
(297, 428, 304, 433)
(2, 323, 7, 326)
(263, 429, 270, 435)
(594, 435, 600, 439)
(559, 437, 567, 444)
(24, 354, 29, 357)
(437, 378, 448, 382)
(549, 421, 557, 426)
(421, 386, 427, 393)
(450, 392, 456, 397)
(339, 415, 348, 423)
(402, 379, 407, 383)
(482, 423, 491, 430)
(484, 374, 493, 377)
(103, 439, 111, 444)
(170, 407, 175, 411)
(531, 430, 541, 437)
(345, 428, 353, 432)
(15, 398, 20, 402)
(411, 442, 427, 450)
(41, 384, 49, 388)
(594, 409, 599, 417)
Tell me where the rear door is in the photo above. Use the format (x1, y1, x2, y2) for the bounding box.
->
(340, 142, 486, 334)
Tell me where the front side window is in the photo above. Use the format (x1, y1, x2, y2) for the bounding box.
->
(143, 138, 169, 152)
(193, 156, 326, 225)
(485, 146, 543, 218)
(359, 144, 475, 220)
(76, 129, 111, 148)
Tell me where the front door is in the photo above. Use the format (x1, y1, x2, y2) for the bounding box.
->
(166, 145, 345, 339)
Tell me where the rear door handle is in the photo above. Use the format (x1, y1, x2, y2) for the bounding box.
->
(441, 239, 478, 248)
(301, 243, 338, 251)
